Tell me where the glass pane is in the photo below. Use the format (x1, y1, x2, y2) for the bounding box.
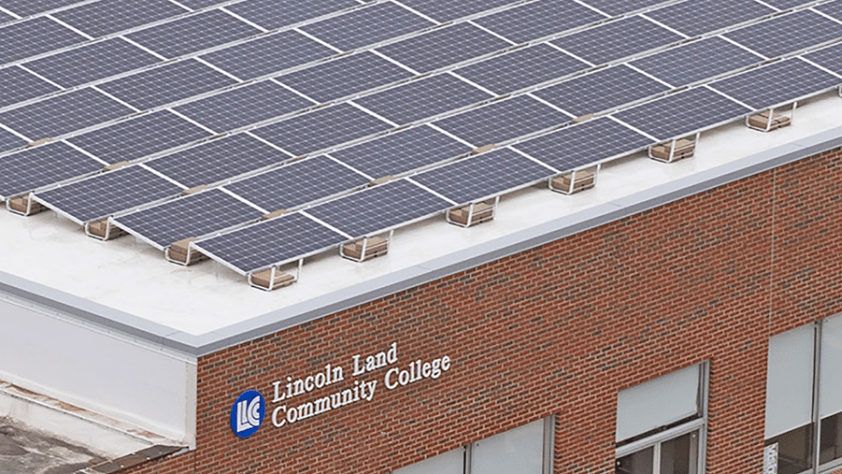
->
(471, 419, 544, 474)
(393, 447, 464, 474)
(616, 447, 654, 474)
(766, 423, 813, 474)
(660, 432, 698, 474)
(820, 412, 842, 466)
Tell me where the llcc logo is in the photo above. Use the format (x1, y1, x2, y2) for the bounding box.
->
(231, 390, 265, 438)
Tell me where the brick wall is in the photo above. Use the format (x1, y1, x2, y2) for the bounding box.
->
(124, 146, 842, 474)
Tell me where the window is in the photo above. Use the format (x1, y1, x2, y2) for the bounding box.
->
(615, 363, 708, 474)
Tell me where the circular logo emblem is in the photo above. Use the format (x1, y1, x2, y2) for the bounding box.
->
(230, 390, 265, 438)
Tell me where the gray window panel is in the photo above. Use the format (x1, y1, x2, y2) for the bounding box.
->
(174, 81, 313, 133)
(513, 117, 655, 172)
(196, 212, 347, 274)
(307, 179, 450, 237)
(145, 133, 288, 188)
(35, 165, 183, 223)
(0, 142, 103, 199)
(0, 88, 133, 141)
(395, 0, 519, 23)
(804, 42, 842, 76)
(765, 325, 815, 439)
(613, 87, 750, 140)
(0, 66, 59, 109)
(302, 2, 434, 52)
(25, 38, 160, 88)
(67, 111, 211, 164)
(578, 0, 667, 16)
(434, 95, 571, 147)
(471, 419, 545, 474)
(724, 11, 842, 59)
(413, 148, 552, 204)
(200, 30, 335, 80)
(53, 0, 188, 38)
(330, 125, 472, 178)
(0, 17, 86, 65)
(552, 16, 683, 66)
(474, 0, 606, 44)
(250, 103, 391, 157)
(115, 189, 264, 248)
(764, 0, 813, 9)
(278, 52, 414, 103)
(709, 59, 841, 111)
(377, 23, 511, 74)
(97, 59, 236, 110)
(126, 9, 260, 59)
(354, 74, 492, 126)
(226, 0, 361, 30)
(630, 37, 764, 88)
(225, 155, 370, 212)
(0, 127, 26, 154)
(817, 0, 842, 21)
(0, 0, 82, 16)
(533, 65, 668, 117)
(646, 0, 774, 37)
(455, 44, 589, 95)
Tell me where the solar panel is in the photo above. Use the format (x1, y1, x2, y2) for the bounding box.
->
(0, 17, 86, 65)
(250, 103, 391, 157)
(763, 0, 814, 10)
(0, 142, 103, 199)
(454, 44, 589, 95)
(377, 23, 511, 74)
(551, 16, 683, 65)
(354, 74, 492, 125)
(53, 0, 188, 38)
(25, 38, 161, 88)
(97, 59, 236, 111)
(35, 165, 184, 223)
(0, 127, 26, 154)
(0, 11, 13, 23)
(0, 0, 82, 17)
(67, 111, 211, 164)
(630, 37, 764, 88)
(174, 81, 313, 133)
(613, 87, 750, 140)
(125, 9, 260, 59)
(434, 95, 571, 147)
(645, 0, 774, 38)
(0, 88, 133, 142)
(413, 148, 553, 204)
(225, 155, 370, 212)
(513, 117, 656, 172)
(200, 30, 335, 81)
(474, 0, 606, 44)
(330, 125, 472, 178)
(145, 133, 288, 188)
(172, 0, 223, 9)
(307, 179, 451, 237)
(578, 0, 667, 16)
(724, 11, 842, 59)
(395, 0, 520, 23)
(709, 59, 841, 111)
(276, 52, 413, 103)
(817, 0, 842, 21)
(533, 65, 668, 117)
(301, 2, 434, 52)
(0, 66, 58, 109)
(803, 42, 842, 76)
(115, 189, 264, 249)
(226, 0, 361, 30)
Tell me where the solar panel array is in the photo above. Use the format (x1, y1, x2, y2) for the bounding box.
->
(0, 0, 840, 285)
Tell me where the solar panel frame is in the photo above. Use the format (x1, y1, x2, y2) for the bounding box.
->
(473, 0, 607, 44)
(577, 0, 668, 16)
(0, 142, 104, 199)
(0, 0, 83, 17)
(53, 0, 189, 38)
(763, 0, 815, 10)
(803, 42, 842, 76)
(0, 16, 87, 65)
(395, 0, 521, 23)
(817, 0, 842, 21)
(723, 10, 842, 59)
(0, 66, 59, 109)
(225, 0, 361, 30)
(0, 10, 13, 23)
(172, 0, 224, 9)
(645, 0, 774, 38)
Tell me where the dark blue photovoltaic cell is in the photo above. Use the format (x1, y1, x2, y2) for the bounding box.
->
(0, 11, 14, 24)
(0, 143, 103, 199)
(0, 66, 58, 109)
(25, 39, 161, 88)
(330, 125, 472, 178)
(97, 59, 236, 111)
(225, 155, 370, 212)
(764, 0, 814, 10)
(302, 2, 434, 51)
(145, 134, 289, 188)
(0, 88, 133, 141)
(396, 0, 519, 22)
(53, 0, 188, 38)
(0, 127, 26, 153)
(455, 44, 589, 95)
(475, 0, 606, 44)
(174, 81, 313, 133)
(68, 111, 211, 164)
(552, 16, 682, 65)
(0, 17, 86, 65)
(126, 10, 260, 59)
(818, 1, 842, 21)
(578, 0, 667, 16)
(804, 42, 842, 76)
(646, 0, 774, 37)
(514, 117, 655, 172)
(172, 0, 222, 9)
(354, 74, 492, 125)
(226, 0, 361, 30)
(0, 0, 82, 16)
(201, 30, 335, 80)
(724, 11, 842, 59)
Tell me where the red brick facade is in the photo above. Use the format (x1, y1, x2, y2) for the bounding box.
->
(125, 146, 842, 474)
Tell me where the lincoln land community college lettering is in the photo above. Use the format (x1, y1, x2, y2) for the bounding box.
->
(269, 342, 452, 428)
